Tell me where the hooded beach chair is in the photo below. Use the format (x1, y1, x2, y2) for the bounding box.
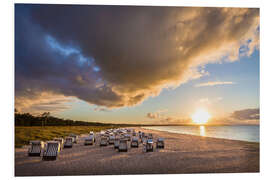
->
(118, 139, 128, 152)
(114, 137, 120, 149)
(156, 138, 165, 148)
(69, 134, 78, 143)
(64, 137, 74, 148)
(84, 135, 95, 145)
(131, 137, 139, 148)
(109, 134, 115, 144)
(145, 139, 154, 152)
(42, 141, 60, 160)
(28, 140, 44, 156)
(100, 136, 108, 146)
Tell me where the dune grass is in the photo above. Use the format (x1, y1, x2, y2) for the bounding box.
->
(15, 126, 116, 148)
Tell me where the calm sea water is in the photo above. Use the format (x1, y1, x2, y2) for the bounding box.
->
(143, 125, 259, 142)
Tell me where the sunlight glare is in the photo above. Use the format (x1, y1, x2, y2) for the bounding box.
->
(191, 108, 211, 125)
(199, 125, 206, 136)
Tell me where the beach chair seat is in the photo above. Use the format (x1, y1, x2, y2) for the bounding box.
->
(28, 141, 44, 156)
(42, 141, 60, 160)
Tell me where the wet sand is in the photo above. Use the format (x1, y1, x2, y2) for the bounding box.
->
(15, 127, 259, 176)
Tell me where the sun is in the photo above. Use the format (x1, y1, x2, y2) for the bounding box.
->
(191, 108, 211, 125)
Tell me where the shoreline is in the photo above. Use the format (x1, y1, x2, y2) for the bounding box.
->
(15, 127, 259, 176)
(140, 126, 260, 144)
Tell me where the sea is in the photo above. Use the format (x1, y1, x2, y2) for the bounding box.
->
(142, 125, 259, 142)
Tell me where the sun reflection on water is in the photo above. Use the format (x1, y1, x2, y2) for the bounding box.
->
(199, 125, 206, 136)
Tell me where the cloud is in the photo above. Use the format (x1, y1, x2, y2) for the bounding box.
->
(146, 109, 168, 119)
(231, 108, 260, 120)
(195, 81, 236, 87)
(94, 107, 110, 112)
(15, 92, 75, 114)
(15, 5, 259, 111)
(146, 110, 189, 124)
(146, 112, 159, 119)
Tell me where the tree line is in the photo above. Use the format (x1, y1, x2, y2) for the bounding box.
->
(14, 110, 129, 127)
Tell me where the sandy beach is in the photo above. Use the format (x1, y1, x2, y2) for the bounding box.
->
(15, 127, 259, 176)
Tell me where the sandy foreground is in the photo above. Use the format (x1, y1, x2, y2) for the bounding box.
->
(15, 127, 259, 176)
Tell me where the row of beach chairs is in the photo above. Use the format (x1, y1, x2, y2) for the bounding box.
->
(28, 133, 78, 160)
(96, 128, 165, 152)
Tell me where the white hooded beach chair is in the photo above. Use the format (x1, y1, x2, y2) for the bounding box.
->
(145, 139, 154, 152)
(64, 137, 74, 148)
(84, 135, 95, 145)
(114, 137, 120, 149)
(141, 132, 146, 142)
(28, 140, 44, 156)
(69, 134, 78, 143)
(42, 141, 60, 160)
(124, 133, 131, 141)
(100, 136, 108, 146)
(118, 139, 128, 152)
(156, 138, 165, 148)
(109, 135, 115, 144)
(131, 137, 139, 148)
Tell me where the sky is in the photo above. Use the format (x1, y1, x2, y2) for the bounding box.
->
(15, 4, 260, 125)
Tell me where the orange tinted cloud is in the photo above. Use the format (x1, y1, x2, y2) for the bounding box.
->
(195, 81, 236, 87)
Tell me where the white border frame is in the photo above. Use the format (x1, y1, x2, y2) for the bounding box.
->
(2, 0, 269, 180)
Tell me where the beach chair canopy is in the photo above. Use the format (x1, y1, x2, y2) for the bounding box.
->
(30, 140, 42, 145)
(101, 137, 108, 140)
(53, 138, 64, 143)
(132, 137, 139, 141)
(120, 139, 127, 143)
(65, 137, 74, 142)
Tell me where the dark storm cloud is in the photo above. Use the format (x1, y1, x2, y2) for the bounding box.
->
(15, 4, 259, 112)
(231, 108, 260, 120)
